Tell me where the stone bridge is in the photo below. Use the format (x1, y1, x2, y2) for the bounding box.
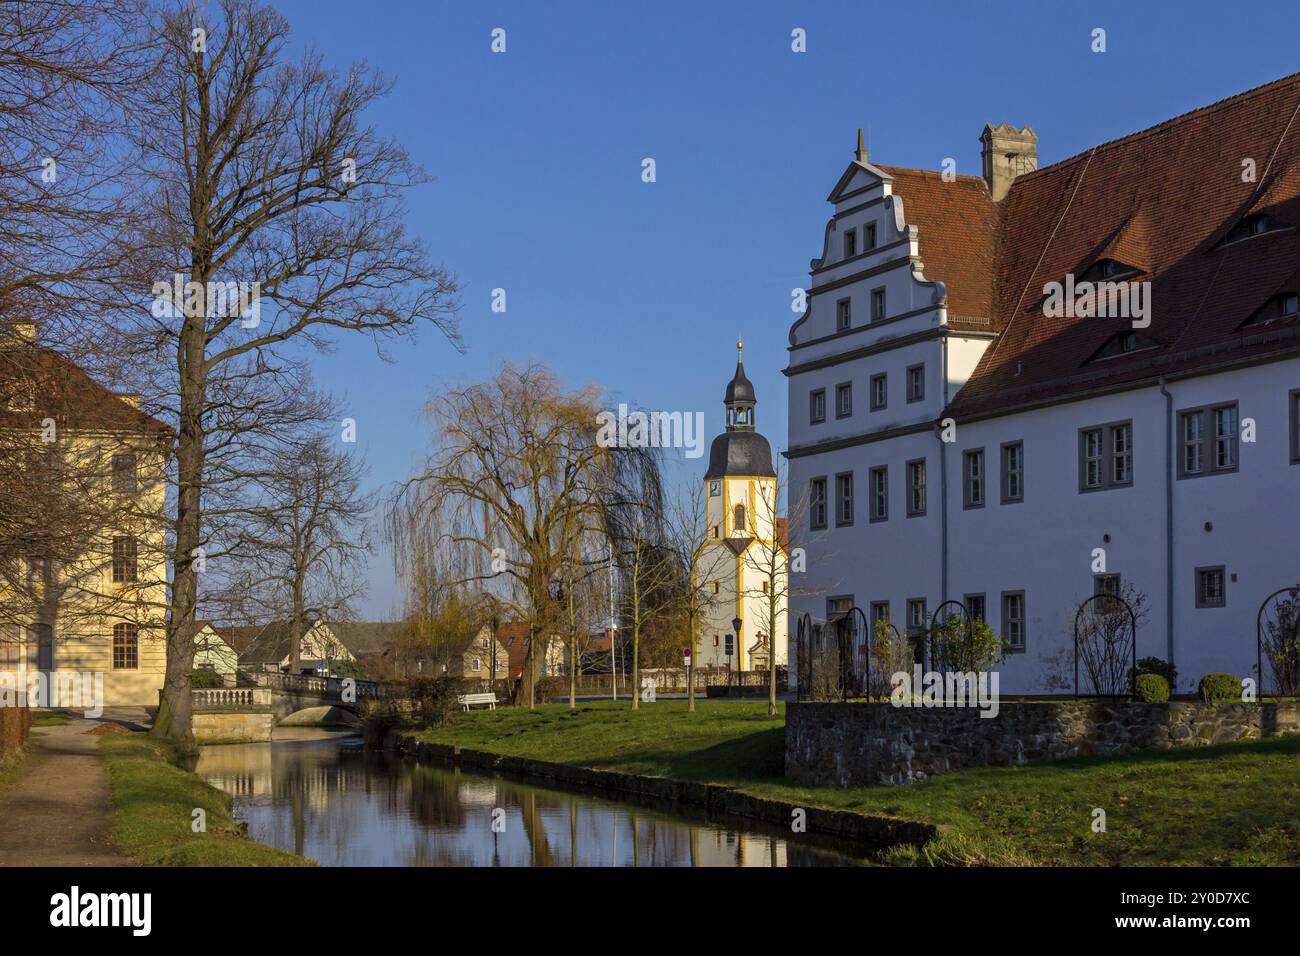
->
(192, 673, 393, 744)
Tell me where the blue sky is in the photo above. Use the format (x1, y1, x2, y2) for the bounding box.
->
(273, 0, 1300, 617)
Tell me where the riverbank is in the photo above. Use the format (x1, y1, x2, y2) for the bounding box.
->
(101, 733, 313, 866)
(405, 700, 1300, 866)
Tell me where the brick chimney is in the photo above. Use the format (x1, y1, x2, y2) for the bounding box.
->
(980, 123, 1038, 201)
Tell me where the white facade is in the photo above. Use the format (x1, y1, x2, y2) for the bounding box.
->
(786, 155, 1300, 695)
(696, 474, 789, 670)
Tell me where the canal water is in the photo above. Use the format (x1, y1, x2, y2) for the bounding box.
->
(195, 729, 869, 866)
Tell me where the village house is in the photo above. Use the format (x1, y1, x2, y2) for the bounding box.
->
(786, 73, 1300, 695)
(232, 619, 358, 676)
(185, 620, 240, 685)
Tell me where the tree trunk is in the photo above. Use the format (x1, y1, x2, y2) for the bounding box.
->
(155, 308, 208, 752)
(686, 614, 696, 713)
(568, 632, 576, 709)
(631, 626, 639, 710)
(768, 589, 779, 717)
(290, 613, 302, 675)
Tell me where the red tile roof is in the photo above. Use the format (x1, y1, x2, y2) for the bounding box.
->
(0, 336, 173, 435)
(497, 622, 532, 679)
(876, 166, 999, 333)
(877, 72, 1300, 419)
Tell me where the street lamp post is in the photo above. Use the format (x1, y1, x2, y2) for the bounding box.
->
(732, 616, 742, 698)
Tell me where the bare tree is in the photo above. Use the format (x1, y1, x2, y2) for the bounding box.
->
(609, 504, 670, 711)
(391, 363, 661, 709)
(0, 2, 163, 657)
(664, 483, 729, 712)
(228, 432, 372, 674)
(0, 0, 153, 344)
(740, 460, 821, 716)
(122, 0, 459, 748)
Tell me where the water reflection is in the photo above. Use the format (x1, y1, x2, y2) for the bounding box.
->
(195, 730, 864, 867)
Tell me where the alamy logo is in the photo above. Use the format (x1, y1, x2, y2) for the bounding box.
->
(0, 670, 103, 718)
(49, 886, 151, 936)
(594, 404, 705, 459)
(890, 666, 1000, 718)
(1042, 273, 1150, 328)
(151, 273, 261, 328)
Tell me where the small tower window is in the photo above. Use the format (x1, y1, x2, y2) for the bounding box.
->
(733, 504, 746, 532)
(843, 229, 857, 259)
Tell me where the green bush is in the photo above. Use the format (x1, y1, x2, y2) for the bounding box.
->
(1198, 672, 1241, 703)
(401, 675, 481, 726)
(929, 616, 1003, 673)
(1129, 656, 1177, 694)
(189, 670, 226, 689)
(1134, 673, 1170, 702)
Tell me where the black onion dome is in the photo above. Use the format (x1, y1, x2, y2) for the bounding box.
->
(724, 362, 756, 404)
(704, 430, 776, 479)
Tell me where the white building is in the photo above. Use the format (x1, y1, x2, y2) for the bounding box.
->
(786, 75, 1300, 695)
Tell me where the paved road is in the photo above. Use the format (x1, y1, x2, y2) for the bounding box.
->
(0, 712, 145, 867)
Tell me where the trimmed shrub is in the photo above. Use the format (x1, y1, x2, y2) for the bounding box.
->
(1129, 656, 1177, 693)
(189, 670, 225, 689)
(1134, 673, 1170, 702)
(400, 676, 480, 726)
(532, 676, 568, 703)
(1198, 672, 1240, 703)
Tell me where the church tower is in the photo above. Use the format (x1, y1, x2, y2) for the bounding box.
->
(696, 341, 787, 672)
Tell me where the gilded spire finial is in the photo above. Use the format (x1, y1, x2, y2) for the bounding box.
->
(737, 337, 743, 362)
(855, 127, 867, 164)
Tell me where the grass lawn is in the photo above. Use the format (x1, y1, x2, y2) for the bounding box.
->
(413, 699, 1300, 866)
(31, 710, 71, 727)
(100, 733, 313, 866)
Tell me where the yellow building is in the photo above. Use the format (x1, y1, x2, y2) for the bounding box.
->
(695, 342, 788, 671)
(0, 323, 172, 708)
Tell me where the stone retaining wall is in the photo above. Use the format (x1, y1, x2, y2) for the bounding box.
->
(389, 732, 939, 849)
(785, 700, 1300, 787)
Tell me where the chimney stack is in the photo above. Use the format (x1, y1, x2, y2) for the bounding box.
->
(980, 123, 1037, 201)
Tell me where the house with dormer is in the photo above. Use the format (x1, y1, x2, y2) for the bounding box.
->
(787, 74, 1300, 695)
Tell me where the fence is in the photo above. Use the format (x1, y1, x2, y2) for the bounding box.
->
(794, 602, 982, 702)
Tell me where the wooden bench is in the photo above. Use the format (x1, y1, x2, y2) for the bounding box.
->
(458, 692, 498, 711)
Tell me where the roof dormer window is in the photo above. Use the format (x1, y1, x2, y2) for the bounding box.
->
(1087, 330, 1158, 363)
(1222, 213, 1288, 246)
(1079, 258, 1138, 283)
(1240, 291, 1300, 329)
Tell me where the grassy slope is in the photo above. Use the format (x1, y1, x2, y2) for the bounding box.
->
(414, 700, 1300, 866)
(101, 733, 313, 866)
